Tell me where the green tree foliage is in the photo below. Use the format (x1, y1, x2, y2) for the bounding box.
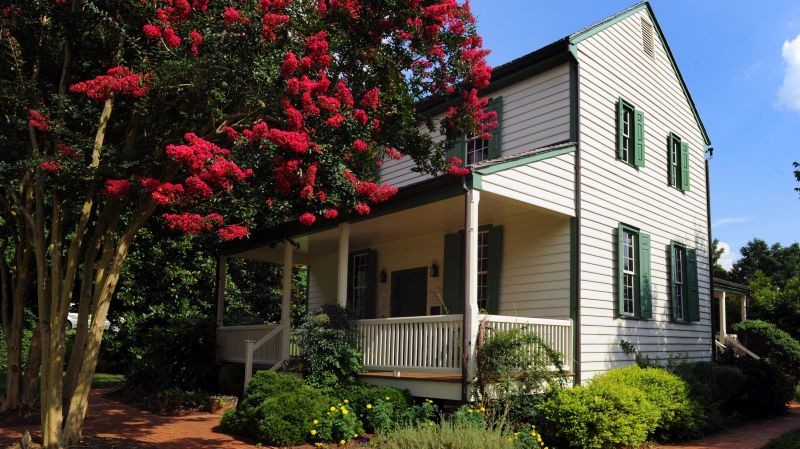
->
(711, 238, 729, 280)
(748, 271, 800, 340)
(731, 239, 800, 287)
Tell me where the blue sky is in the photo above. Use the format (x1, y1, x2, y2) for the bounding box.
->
(470, 0, 800, 269)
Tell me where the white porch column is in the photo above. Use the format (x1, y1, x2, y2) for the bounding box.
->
(463, 189, 480, 393)
(741, 294, 747, 322)
(718, 291, 727, 341)
(215, 256, 227, 328)
(337, 223, 350, 308)
(281, 241, 293, 361)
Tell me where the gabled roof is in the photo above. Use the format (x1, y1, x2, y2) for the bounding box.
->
(418, 1, 711, 145)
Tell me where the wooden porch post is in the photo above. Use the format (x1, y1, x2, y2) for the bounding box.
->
(463, 188, 480, 400)
(718, 290, 727, 341)
(281, 241, 293, 361)
(337, 223, 350, 308)
(216, 256, 227, 328)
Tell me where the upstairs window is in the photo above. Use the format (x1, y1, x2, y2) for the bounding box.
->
(616, 98, 645, 167)
(616, 224, 652, 319)
(447, 96, 503, 165)
(668, 133, 690, 191)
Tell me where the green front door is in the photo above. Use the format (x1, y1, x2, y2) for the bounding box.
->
(390, 267, 428, 317)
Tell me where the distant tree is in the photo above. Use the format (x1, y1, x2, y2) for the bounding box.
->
(711, 238, 730, 280)
(730, 239, 800, 287)
(748, 271, 800, 340)
(794, 162, 799, 195)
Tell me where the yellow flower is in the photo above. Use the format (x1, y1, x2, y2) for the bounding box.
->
(428, 421, 434, 426)
(310, 430, 317, 436)
(344, 399, 349, 404)
(342, 409, 349, 415)
(467, 409, 473, 413)
(339, 440, 346, 445)
(366, 403, 373, 409)
(353, 434, 358, 438)
(531, 431, 536, 436)
(330, 406, 337, 412)
(313, 419, 319, 425)
(385, 396, 390, 400)
(479, 406, 485, 412)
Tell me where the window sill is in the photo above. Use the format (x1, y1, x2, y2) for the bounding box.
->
(618, 315, 649, 321)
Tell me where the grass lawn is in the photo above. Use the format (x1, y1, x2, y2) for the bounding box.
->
(0, 372, 124, 392)
(763, 428, 800, 449)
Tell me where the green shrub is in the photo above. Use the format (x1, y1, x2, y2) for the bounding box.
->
(537, 381, 661, 449)
(672, 361, 746, 430)
(310, 401, 364, 445)
(220, 371, 327, 446)
(295, 306, 362, 389)
(125, 316, 217, 392)
(590, 365, 705, 441)
(732, 320, 800, 377)
(721, 356, 795, 419)
(338, 383, 412, 433)
(476, 327, 567, 425)
(452, 404, 487, 430)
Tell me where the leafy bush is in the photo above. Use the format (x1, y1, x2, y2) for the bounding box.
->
(537, 381, 660, 449)
(671, 361, 746, 430)
(476, 327, 567, 424)
(117, 386, 217, 415)
(338, 383, 412, 433)
(125, 316, 217, 392)
(310, 401, 364, 445)
(452, 404, 487, 430)
(732, 320, 800, 377)
(220, 371, 327, 446)
(589, 365, 705, 441)
(720, 355, 795, 419)
(295, 305, 362, 389)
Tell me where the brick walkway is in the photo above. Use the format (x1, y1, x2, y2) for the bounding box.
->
(655, 403, 800, 449)
(1, 391, 799, 449)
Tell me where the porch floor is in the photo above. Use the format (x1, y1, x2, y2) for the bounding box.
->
(358, 370, 461, 382)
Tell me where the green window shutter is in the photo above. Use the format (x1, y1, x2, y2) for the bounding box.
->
(638, 232, 652, 319)
(443, 232, 464, 314)
(634, 109, 645, 167)
(486, 226, 504, 314)
(446, 140, 466, 163)
(669, 242, 678, 321)
(616, 99, 625, 160)
(487, 96, 503, 159)
(616, 224, 625, 317)
(667, 135, 675, 186)
(365, 249, 378, 319)
(686, 248, 700, 322)
(680, 141, 690, 192)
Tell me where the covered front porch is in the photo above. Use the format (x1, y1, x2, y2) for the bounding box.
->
(216, 151, 577, 399)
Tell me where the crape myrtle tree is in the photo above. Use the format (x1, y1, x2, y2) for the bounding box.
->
(0, 0, 495, 446)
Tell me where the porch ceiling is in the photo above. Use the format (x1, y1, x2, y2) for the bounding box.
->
(229, 190, 554, 262)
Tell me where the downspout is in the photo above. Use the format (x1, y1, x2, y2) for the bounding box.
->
(705, 148, 714, 359)
(461, 174, 470, 401)
(569, 46, 582, 385)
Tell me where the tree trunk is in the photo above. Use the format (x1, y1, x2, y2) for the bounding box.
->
(20, 328, 40, 411)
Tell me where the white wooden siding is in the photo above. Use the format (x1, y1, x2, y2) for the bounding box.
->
(575, 10, 711, 380)
(480, 153, 576, 216)
(380, 63, 573, 188)
(304, 211, 571, 320)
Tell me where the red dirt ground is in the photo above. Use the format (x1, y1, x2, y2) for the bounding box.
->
(1, 391, 799, 449)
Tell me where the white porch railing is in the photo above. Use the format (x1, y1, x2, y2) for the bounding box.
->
(217, 324, 284, 364)
(482, 315, 573, 370)
(356, 314, 464, 373)
(354, 314, 573, 374)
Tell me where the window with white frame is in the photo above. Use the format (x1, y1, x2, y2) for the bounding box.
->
(673, 244, 686, 321)
(465, 133, 490, 165)
(622, 229, 637, 316)
(621, 104, 635, 164)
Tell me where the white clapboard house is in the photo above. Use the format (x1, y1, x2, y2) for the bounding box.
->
(215, 1, 713, 400)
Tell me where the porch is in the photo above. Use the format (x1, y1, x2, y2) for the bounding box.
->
(215, 157, 577, 399)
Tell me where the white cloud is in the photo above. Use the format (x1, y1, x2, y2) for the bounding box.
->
(716, 240, 735, 271)
(711, 217, 748, 228)
(778, 34, 800, 110)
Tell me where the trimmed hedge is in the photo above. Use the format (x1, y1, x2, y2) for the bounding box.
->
(671, 361, 746, 431)
(589, 365, 705, 441)
(220, 371, 327, 446)
(732, 320, 800, 377)
(538, 381, 661, 449)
